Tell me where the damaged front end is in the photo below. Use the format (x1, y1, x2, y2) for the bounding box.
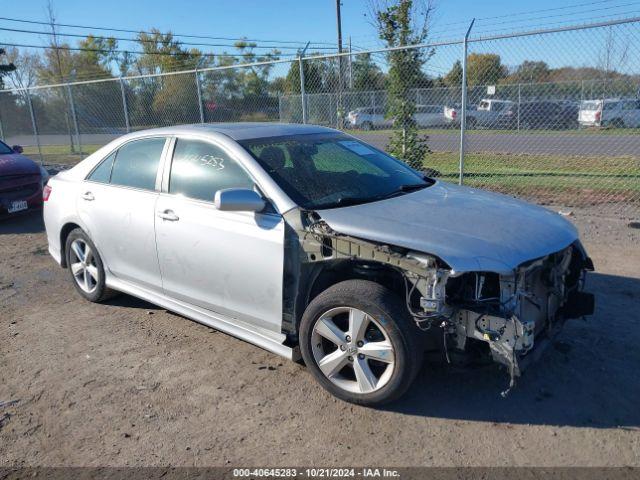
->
(443, 246, 594, 394)
(292, 210, 594, 394)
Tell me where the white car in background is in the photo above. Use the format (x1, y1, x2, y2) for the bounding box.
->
(444, 99, 513, 129)
(346, 105, 447, 130)
(578, 98, 640, 128)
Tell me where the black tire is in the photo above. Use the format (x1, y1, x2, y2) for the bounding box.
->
(361, 121, 374, 131)
(65, 228, 116, 303)
(299, 279, 423, 406)
(610, 118, 624, 129)
(466, 117, 477, 130)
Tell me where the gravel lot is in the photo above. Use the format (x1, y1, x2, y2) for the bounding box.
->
(1, 207, 639, 467)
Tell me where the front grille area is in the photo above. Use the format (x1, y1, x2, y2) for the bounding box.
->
(0, 182, 40, 201)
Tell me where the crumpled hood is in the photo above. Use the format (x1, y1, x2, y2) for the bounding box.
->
(0, 152, 41, 177)
(317, 181, 579, 274)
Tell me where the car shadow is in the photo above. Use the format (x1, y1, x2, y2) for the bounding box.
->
(387, 272, 640, 429)
(103, 294, 163, 311)
(0, 211, 45, 235)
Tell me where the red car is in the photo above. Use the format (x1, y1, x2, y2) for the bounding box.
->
(0, 140, 49, 219)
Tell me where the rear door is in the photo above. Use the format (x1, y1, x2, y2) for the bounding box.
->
(78, 136, 168, 291)
(154, 137, 285, 333)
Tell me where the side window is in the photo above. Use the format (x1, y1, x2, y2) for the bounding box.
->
(169, 139, 254, 202)
(87, 152, 116, 183)
(110, 137, 165, 190)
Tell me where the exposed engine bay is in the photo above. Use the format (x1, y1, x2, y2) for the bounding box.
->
(285, 209, 595, 395)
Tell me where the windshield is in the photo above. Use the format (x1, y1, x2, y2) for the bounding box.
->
(0, 140, 13, 155)
(239, 133, 431, 209)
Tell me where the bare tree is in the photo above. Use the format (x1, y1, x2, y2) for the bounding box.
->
(4, 47, 42, 90)
(45, 0, 76, 152)
(598, 26, 630, 99)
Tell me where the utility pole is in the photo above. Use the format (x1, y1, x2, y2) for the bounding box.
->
(336, 0, 344, 129)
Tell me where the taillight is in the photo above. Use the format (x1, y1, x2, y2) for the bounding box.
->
(595, 111, 601, 122)
(451, 110, 457, 119)
(43, 185, 52, 201)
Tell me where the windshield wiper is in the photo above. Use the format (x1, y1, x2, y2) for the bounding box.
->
(379, 182, 429, 199)
(318, 183, 429, 209)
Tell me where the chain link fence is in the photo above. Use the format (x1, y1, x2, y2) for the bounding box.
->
(1, 17, 639, 216)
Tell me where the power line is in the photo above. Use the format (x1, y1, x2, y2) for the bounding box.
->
(0, 41, 301, 58)
(0, 26, 338, 51)
(349, 0, 630, 43)
(472, 0, 640, 29)
(0, 15, 337, 47)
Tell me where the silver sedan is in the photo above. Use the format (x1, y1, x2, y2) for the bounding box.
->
(44, 123, 594, 405)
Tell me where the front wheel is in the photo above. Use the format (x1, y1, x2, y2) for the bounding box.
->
(300, 280, 423, 406)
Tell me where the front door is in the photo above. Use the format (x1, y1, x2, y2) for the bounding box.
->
(154, 137, 285, 333)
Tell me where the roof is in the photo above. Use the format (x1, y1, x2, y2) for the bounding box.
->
(125, 122, 338, 141)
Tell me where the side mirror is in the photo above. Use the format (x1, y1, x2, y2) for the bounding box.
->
(214, 188, 266, 212)
(12, 145, 23, 154)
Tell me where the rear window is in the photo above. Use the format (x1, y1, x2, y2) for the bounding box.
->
(581, 101, 601, 111)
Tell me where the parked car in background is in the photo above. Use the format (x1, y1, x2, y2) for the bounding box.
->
(346, 106, 390, 130)
(346, 105, 447, 130)
(43, 123, 594, 406)
(0, 140, 49, 219)
(444, 99, 513, 129)
(578, 98, 640, 128)
(496, 101, 580, 130)
(414, 104, 447, 127)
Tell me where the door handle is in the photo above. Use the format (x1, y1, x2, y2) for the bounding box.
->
(157, 210, 179, 221)
(81, 192, 94, 201)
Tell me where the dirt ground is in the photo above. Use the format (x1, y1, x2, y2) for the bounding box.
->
(1, 206, 639, 467)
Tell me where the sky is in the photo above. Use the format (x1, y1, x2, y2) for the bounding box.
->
(1, 0, 639, 77)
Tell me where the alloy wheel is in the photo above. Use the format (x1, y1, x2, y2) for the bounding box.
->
(69, 238, 99, 294)
(311, 307, 395, 394)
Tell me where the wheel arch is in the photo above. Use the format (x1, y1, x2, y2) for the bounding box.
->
(297, 259, 407, 332)
(59, 222, 82, 268)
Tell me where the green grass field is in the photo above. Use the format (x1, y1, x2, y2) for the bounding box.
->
(354, 127, 640, 136)
(24, 144, 639, 207)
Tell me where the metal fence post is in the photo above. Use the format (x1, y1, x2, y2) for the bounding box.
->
(458, 19, 475, 186)
(517, 83, 521, 131)
(67, 84, 83, 158)
(195, 70, 205, 124)
(299, 42, 310, 124)
(299, 56, 307, 124)
(25, 89, 43, 165)
(119, 78, 131, 133)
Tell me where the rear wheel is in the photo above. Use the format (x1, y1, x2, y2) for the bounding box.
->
(65, 228, 115, 303)
(610, 118, 624, 129)
(361, 121, 374, 131)
(300, 280, 422, 406)
(466, 117, 477, 130)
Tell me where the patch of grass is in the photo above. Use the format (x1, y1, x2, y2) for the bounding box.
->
(353, 127, 640, 136)
(425, 151, 640, 206)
